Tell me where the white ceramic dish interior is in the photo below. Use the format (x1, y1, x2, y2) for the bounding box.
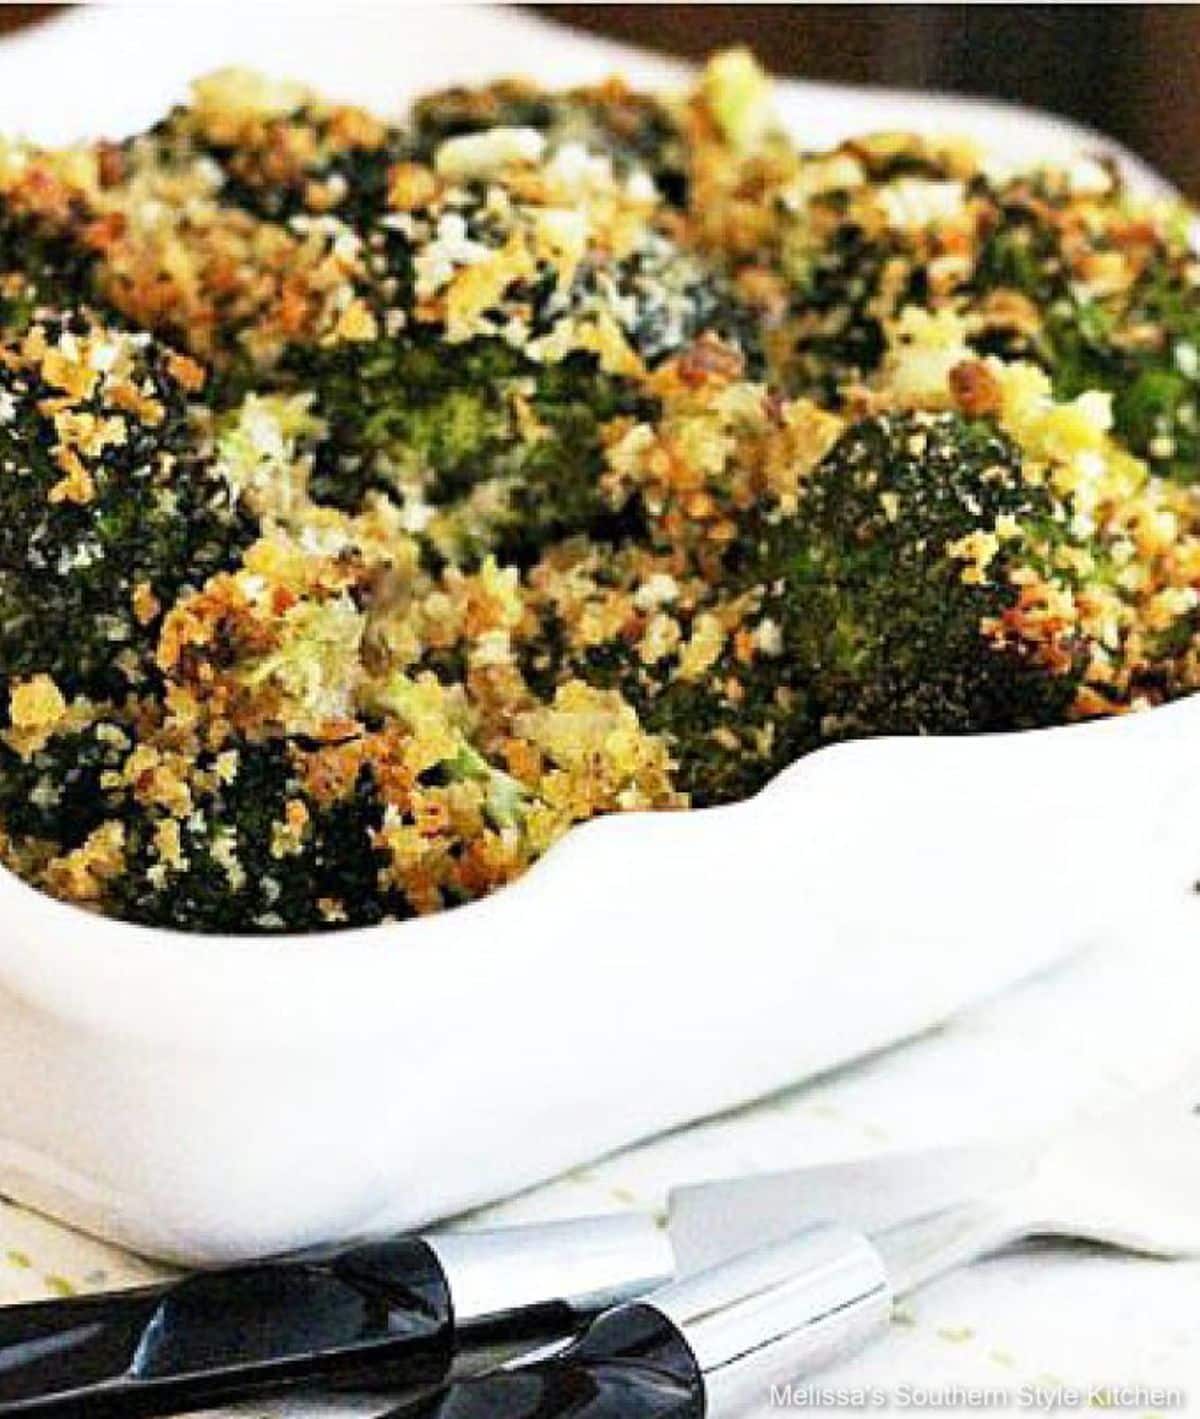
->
(0, 5, 1193, 1265)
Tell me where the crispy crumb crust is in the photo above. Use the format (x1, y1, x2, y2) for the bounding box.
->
(0, 55, 1198, 932)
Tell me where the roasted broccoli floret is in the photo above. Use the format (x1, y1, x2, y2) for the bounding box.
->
(0, 312, 255, 701)
(0, 716, 133, 849)
(291, 336, 652, 561)
(980, 222, 1200, 484)
(109, 737, 398, 934)
(275, 130, 762, 560)
(411, 78, 689, 203)
(621, 410, 1100, 795)
(518, 542, 814, 808)
(767, 135, 984, 404)
(0, 712, 400, 934)
(132, 72, 411, 228)
(0, 191, 99, 316)
(571, 629, 813, 807)
(763, 410, 1084, 740)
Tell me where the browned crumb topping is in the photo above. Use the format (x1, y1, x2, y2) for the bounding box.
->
(0, 53, 1196, 934)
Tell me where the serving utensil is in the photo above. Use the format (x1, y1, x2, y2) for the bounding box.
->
(386, 1067, 1200, 1418)
(0, 1131, 1046, 1418)
(3, 1069, 1195, 1417)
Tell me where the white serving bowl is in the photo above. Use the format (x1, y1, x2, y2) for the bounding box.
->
(1, 695, 1196, 1264)
(0, 5, 1192, 1265)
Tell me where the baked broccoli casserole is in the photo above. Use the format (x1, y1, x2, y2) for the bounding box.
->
(0, 53, 1197, 933)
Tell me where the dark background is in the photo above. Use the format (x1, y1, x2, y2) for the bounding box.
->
(2, 6, 1197, 198)
(537, 5, 1200, 199)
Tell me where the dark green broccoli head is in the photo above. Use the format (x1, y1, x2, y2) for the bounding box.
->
(770, 138, 971, 402)
(0, 312, 255, 701)
(626, 643, 813, 807)
(766, 409, 1083, 739)
(972, 183, 1200, 483)
(0, 199, 99, 317)
(109, 737, 400, 935)
(291, 335, 652, 562)
(0, 273, 36, 339)
(133, 97, 411, 229)
(0, 716, 133, 848)
(410, 79, 688, 203)
(521, 571, 814, 809)
(286, 196, 760, 562)
(1044, 268, 1200, 485)
(778, 221, 912, 405)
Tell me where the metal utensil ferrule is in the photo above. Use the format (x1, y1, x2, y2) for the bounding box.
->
(426, 1214, 676, 1332)
(652, 1222, 892, 1415)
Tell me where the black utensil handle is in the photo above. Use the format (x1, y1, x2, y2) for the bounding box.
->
(0, 1237, 454, 1417)
(393, 1304, 704, 1419)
